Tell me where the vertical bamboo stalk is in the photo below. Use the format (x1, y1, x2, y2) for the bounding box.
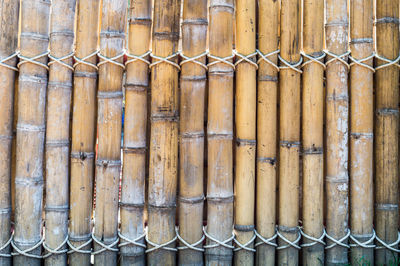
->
(349, 0, 374, 264)
(147, 0, 181, 264)
(0, 1, 19, 265)
(44, 0, 75, 265)
(14, 0, 50, 265)
(375, 0, 400, 264)
(120, 0, 152, 265)
(93, 0, 127, 265)
(301, 0, 324, 264)
(69, 0, 100, 265)
(325, 0, 349, 264)
(206, 0, 234, 264)
(256, 0, 279, 265)
(278, 0, 301, 265)
(234, 0, 256, 264)
(178, 0, 207, 265)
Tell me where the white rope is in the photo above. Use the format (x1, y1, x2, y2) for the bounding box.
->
(301, 51, 326, 69)
(349, 53, 375, 72)
(66, 237, 92, 254)
(203, 226, 235, 249)
(233, 231, 256, 252)
(256, 49, 280, 72)
(118, 230, 146, 249)
(234, 50, 258, 69)
(349, 230, 376, 249)
(0, 52, 18, 72)
(325, 230, 351, 249)
(48, 52, 74, 71)
(11, 236, 44, 259)
(17, 51, 49, 70)
(145, 227, 178, 253)
(276, 228, 301, 250)
(42, 235, 69, 258)
(278, 54, 303, 73)
(180, 51, 208, 70)
(375, 231, 400, 253)
(374, 53, 400, 70)
(254, 229, 278, 248)
(175, 227, 205, 252)
(207, 53, 235, 69)
(91, 233, 119, 255)
(324, 50, 350, 69)
(300, 228, 326, 248)
(73, 50, 99, 70)
(125, 51, 151, 66)
(97, 51, 125, 69)
(0, 232, 13, 258)
(149, 52, 180, 70)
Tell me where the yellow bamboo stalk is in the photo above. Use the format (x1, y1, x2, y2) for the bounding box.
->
(301, 0, 324, 264)
(234, 0, 256, 264)
(206, 0, 234, 264)
(256, 0, 279, 264)
(325, 0, 349, 264)
(44, 0, 75, 264)
(278, 0, 301, 264)
(93, 0, 126, 265)
(14, 0, 50, 264)
(349, 0, 374, 264)
(69, 0, 100, 265)
(178, 0, 207, 265)
(120, 0, 151, 265)
(0, 1, 19, 264)
(147, 0, 181, 264)
(375, 0, 400, 264)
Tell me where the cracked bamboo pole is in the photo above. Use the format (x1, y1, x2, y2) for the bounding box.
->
(44, 0, 75, 265)
(69, 0, 100, 264)
(325, 0, 349, 264)
(0, 1, 19, 264)
(234, 0, 256, 264)
(93, 0, 126, 265)
(349, 0, 374, 264)
(120, 0, 151, 265)
(301, 0, 324, 264)
(147, 0, 181, 264)
(14, 0, 50, 265)
(278, 0, 301, 264)
(206, 0, 234, 264)
(375, 0, 400, 264)
(256, 0, 279, 265)
(178, 0, 207, 265)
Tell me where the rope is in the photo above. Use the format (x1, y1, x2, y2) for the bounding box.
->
(11, 236, 44, 259)
(301, 51, 326, 69)
(276, 228, 301, 250)
(91, 233, 119, 255)
(203, 226, 235, 250)
(325, 230, 350, 249)
(17, 51, 50, 70)
(42, 235, 69, 258)
(48, 52, 74, 71)
(349, 230, 376, 249)
(73, 50, 99, 70)
(349, 53, 375, 72)
(66, 237, 92, 254)
(0, 52, 18, 72)
(374, 54, 400, 70)
(149, 52, 180, 70)
(175, 227, 205, 252)
(256, 49, 280, 72)
(125, 51, 151, 66)
(278, 55, 303, 73)
(324, 50, 350, 69)
(0, 232, 13, 258)
(118, 231, 146, 249)
(180, 51, 208, 70)
(254, 229, 278, 248)
(207, 53, 235, 69)
(97, 52, 125, 69)
(145, 228, 178, 253)
(375, 231, 400, 253)
(300, 228, 326, 248)
(233, 231, 256, 252)
(234, 50, 258, 69)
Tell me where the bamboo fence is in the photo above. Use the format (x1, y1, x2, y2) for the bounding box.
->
(0, 0, 399, 265)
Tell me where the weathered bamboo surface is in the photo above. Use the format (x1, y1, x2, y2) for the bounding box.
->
(0, 1, 19, 265)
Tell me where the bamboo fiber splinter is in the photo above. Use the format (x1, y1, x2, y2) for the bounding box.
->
(0, 0, 19, 264)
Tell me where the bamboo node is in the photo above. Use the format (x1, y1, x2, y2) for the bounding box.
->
(11, 235, 44, 259)
(91, 234, 119, 255)
(0, 52, 18, 71)
(276, 227, 301, 250)
(207, 53, 235, 70)
(73, 50, 99, 70)
(349, 53, 375, 72)
(325, 50, 350, 69)
(97, 52, 125, 69)
(325, 229, 350, 249)
(278, 55, 303, 73)
(180, 51, 208, 70)
(175, 227, 205, 252)
(349, 230, 376, 249)
(149, 52, 180, 70)
(125, 51, 151, 66)
(234, 50, 258, 69)
(70, 151, 95, 160)
(374, 17, 400, 25)
(17, 51, 50, 70)
(95, 159, 121, 168)
(118, 230, 146, 250)
(66, 236, 92, 254)
(300, 228, 326, 247)
(42, 235, 68, 258)
(48, 52, 74, 71)
(203, 226, 235, 250)
(301, 52, 326, 69)
(97, 90, 123, 99)
(254, 229, 278, 248)
(145, 228, 178, 253)
(233, 230, 256, 252)
(376, 231, 400, 253)
(0, 135, 13, 141)
(256, 49, 280, 72)
(0, 231, 13, 258)
(374, 54, 400, 70)
(16, 123, 46, 132)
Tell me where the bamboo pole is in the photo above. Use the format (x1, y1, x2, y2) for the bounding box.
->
(44, 0, 75, 264)
(120, 0, 151, 265)
(301, 0, 324, 264)
(147, 0, 181, 264)
(234, 0, 256, 264)
(349, 0, 374, 264)
(178, 0, 207, 265)
(13, 0, 50, 265)
(69, 0, 100, 265)
(93, 0, 126, 265)
(256, 0, 279, 265)
(0, 1, 19, 264)
(278, 0, 301, 264)
(325, 0, 349, 264)
(206, 0, 234, 264)
(375, 0, 400, 264)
